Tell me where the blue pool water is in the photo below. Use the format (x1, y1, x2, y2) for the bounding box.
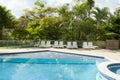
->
(108, 64, 120, 75)
(0, 58, 97, 80)
(0, 51, 106, 80)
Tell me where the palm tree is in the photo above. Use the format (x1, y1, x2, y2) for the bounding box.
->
(57, 4, 74, 40)
(92, 7, 110, 29)
(114, 7, 120, 17)
(86, 0, 95, 17)
(74, 0, 95, 17)
(106, 8, 120, 39)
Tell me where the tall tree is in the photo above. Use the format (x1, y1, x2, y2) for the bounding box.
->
(58, 4, 74, 40)
(72, 0, 96, 40)
(22, 1, 58, 40)
(106, 8, 120, 39)
(17, 16, 30, 28)
(114, 7, 120, 17)
(92, 7, 110, 29)
(0, 5, 15, 39)
(86, 0, 95, 17)
(23, 1, 56, 21)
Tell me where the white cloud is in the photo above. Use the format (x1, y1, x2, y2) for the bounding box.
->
(0, 0, 35, 18)
(56, 0, 73, 5)
(0, 0, 119, 18)
(0, 0, 73, 18)
(46, 0, 73, 7)
(118, 0, 120, 3)
(105, 0, 109, 2)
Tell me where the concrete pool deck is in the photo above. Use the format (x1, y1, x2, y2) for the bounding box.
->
(0, 48, 120, 62)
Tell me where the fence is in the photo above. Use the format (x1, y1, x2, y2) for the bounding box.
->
(0, 40, 107, 48)
(106, 40, 119, 49)
(0, 40, 34, 48)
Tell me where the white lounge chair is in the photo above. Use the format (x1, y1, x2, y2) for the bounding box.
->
(39, 40, 46, 48)
(46, 41, 51, 48)
(59, 41, 64, 48)
(72, 41, 78, 48)
(53, 41, 59, 48)
(66, 41, 72, 48)
(34, 42, 39, 47)
(82, 42, 89, 49)
(88, 42, 98, 49)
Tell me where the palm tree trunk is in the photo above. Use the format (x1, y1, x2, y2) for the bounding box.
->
(97, 21, 100, 29)
(0, 28, 2, 40)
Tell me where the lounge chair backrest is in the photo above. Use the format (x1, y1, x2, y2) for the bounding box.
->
(67, 41, 72, 48)
(88, 42, 98, 49)
(83, 42, 87, 47)
(82, 42, 88, 48)
(54, 41, 59, 48)
(46, 41, 51, 47)
(88, 42, 93, 47)
(34, 42, 39, 47)
(40, 40, 46, 47)
(59, 41, 64, 48)
(73, 41, 78, 48)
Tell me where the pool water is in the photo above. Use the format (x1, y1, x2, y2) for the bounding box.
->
(0, 58, 98, 80)
(0, 51, 106, 80)
(108, 64, 120, 75)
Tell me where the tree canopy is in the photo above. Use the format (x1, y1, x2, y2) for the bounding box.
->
(1, 0, 120, 41)
(0, 5, 15, 28)
(0, 5, 16, 39)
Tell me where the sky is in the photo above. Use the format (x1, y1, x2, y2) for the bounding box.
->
(0, 0, 120, 18)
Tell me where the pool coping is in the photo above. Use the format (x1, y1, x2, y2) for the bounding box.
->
(98, 61, 120, 80)
(0, 50, 105, 59)
(0, 48, 119, 61)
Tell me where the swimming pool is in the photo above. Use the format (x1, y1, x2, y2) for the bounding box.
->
(108, 64, 120, 75)
(0, 50, 106, 80)
(97, 62, 120, 80)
